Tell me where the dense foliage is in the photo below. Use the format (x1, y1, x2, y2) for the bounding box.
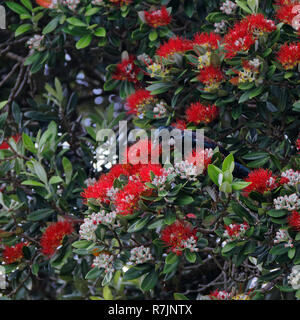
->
(0, 0, 300, 300)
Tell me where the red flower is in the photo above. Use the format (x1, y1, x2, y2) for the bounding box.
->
(114, 179, 145, 216)
(112, 55, 141, 83)
(186, 148, 213, 171)
(224, 22, 255, 59)
(156, 37, 193, 58)
(144, 6, 171, 28)
(40, 221, 73, 256)
(275, 2, 300, 27)
(197, 66, 224, 87)
(161, 220, 198, 255)
(209, 289, 231, 300)
(288, 211, 300, 231)
(296, 135, 300, 151)
(35, 0, 52, 8)
(193, 32, 222, 50)
(276, 42, 300, 70)
(123, 139, 162, 165)
(81, 164, 132, 204)
(240, 14, 276, 35)
(171, 119, 187, 130)
(126, 89, 155, 115)
(0, 134, 21, 150)
(243, 169, 278, 195)
(137, 164, 163, 182)
(224, 222, 249, 238)
(2, 242, 28, 264)
(186, 101, 219, 125)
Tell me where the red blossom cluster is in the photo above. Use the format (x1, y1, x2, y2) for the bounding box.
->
(224, 221, 249, 239)
(276, 42, 300, 70)
(144, 6, 171, 28)
(197, 65, 224, 87)
(40, 221, 73, 256)
(193, 32, 221, 50)
(224, 14, 275, 59)
(81, 140, 166, 216)
(156, 37, 193, 58)
(275, 0, 300, 28)
(171, 119, 187, 130)
(243, 168, 279, 195)
(126, 89, 155, 115)
(185, 101, 219, 125)
(2, 242, 28, 264)
(0, 134, 21, 150)
(288, 211, 300, 231)
(161, 220, 198, 255)
(112, 55, 141, 83)
(108, 0, 132, 5)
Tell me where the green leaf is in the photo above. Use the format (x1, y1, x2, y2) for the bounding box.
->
(236, 0, 252, 14)
(72, 240, 93, 249)
(267, 209, 287, 218)
(141, 269, 158, 291)
(62, 157, 73, 185)
(207, 164, 223, 186)
(149, 30, 158, 41)
(185, 250, 196, 263)
(269, 244, 290, 256)
(43, 17, 59, 35)
(33, 161, 48, 184)
(15, 24, 32, 37)
(94, 27, 106, 37)
(165, 252, 179, 264)
(21, 180, 45, 187)
(174, 293, 189, 300)
(222, 153, 235, 173)
(123, 265, 152, 280)
(49, 176, 63, 184)
(27, 208, 54, 221)
(76, 34, 92, 49)
(175, 194, 194, 205)
(288, 247, 296, 259)
(22, 133, 36, 154)
(6, 2, 30, 15)
(85, 267, 103, 280)
(222, 242, 236, 254)
(67, 17, 87, 27)
(127, 216, 151, 233)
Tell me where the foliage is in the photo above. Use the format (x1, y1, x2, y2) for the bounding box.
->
(0, 0, 300, 300)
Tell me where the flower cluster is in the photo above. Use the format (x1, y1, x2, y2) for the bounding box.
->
(112, 55, 141, 83)
(274, 193, 300, 211)
(128, 246, 153, 265)
(144, 6, 171, 28)
(230, 59, 261, 85)
(161, 220, 198, 255)
(223, 221, 249, 241)
(92, 252, 115, 274)
(276, 42, 300, 70)
(126, 89, 155, 115)
(209, 289, 231, 300)
(220, 0, 237, 15)
(288, 211, 300, 231)
(243, 169, 278, 195)
(40, 221, 73, 256)
(156, 37, 193, 58)
(275, 0, 300, 29)
(274, 229, 294, 248)
(27, 35, 45, 51)
(197, 66, 224, 92)
(62, 0, 80, 10)
(2, 243, 28, 264)
(185, 102, 219, 125)
(288, 265, 300, 290)
(174, 148, 213, 180)
(281, 169, 300, 187)
(79, 211, 120, 241)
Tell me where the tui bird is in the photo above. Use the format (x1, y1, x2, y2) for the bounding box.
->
(155, 126, 250, 179)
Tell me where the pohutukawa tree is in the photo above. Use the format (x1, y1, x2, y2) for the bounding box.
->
(0, 0, 300, 300)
